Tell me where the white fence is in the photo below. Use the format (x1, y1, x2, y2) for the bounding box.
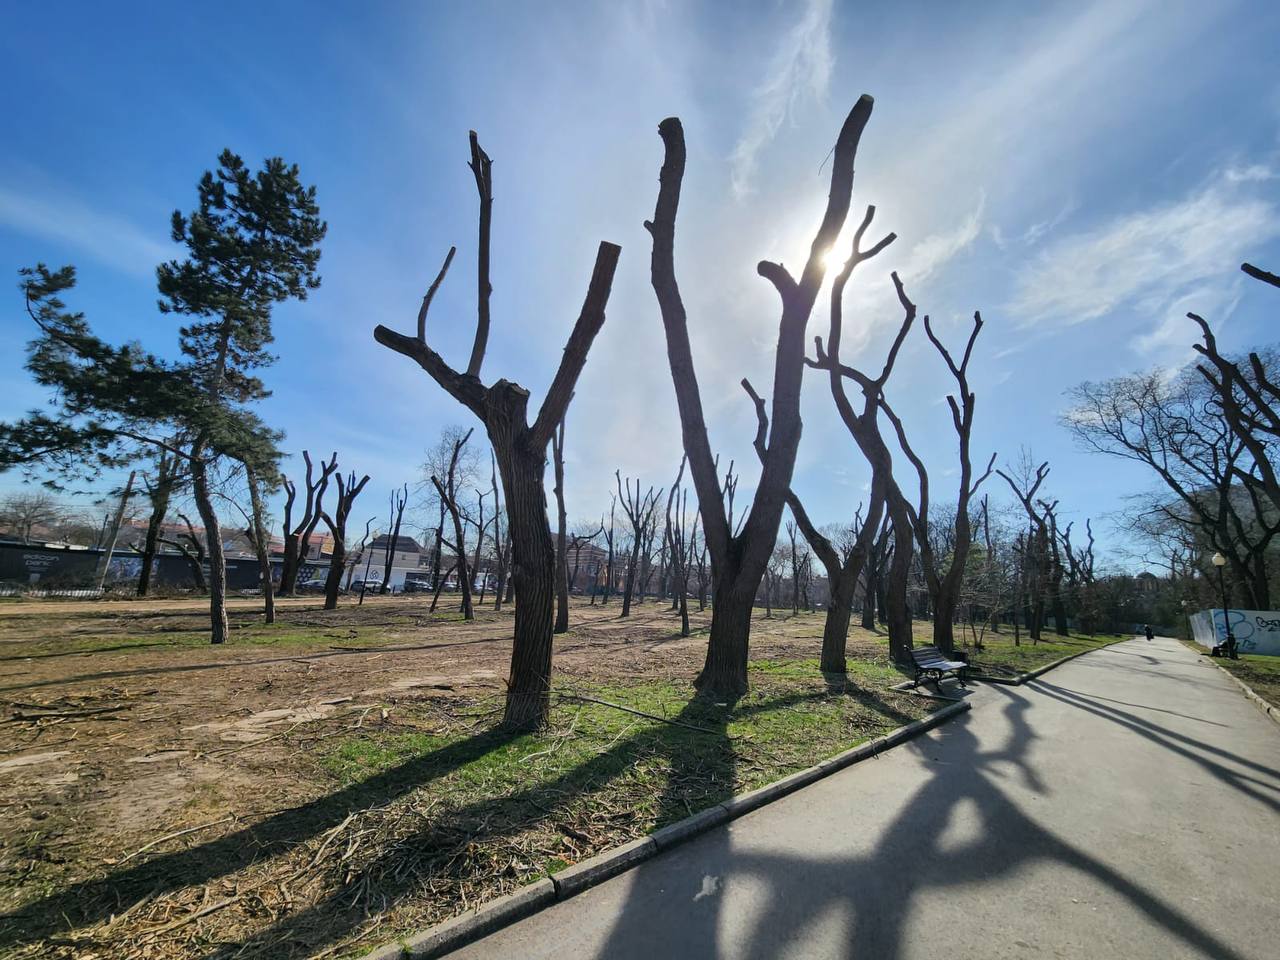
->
(1189, 609, 1280, 656)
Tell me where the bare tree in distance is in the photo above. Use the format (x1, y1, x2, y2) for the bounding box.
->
(432, 466, 475, 621)
(136, 451, 185, 596)
(373, 128, 621, 730)
(378, 483, 409, 595)
(320, 470, 370, 611)
(997, 457, 1051, 641)
(601, 495, 617, 605)
(569, 519, 604, 602)
(616, 471, 662, 618)
(279, 451, 337, 595)
(0, 490, 61, 545)
(1063, 369, 1279, 609)
(647, 96, 878, 698)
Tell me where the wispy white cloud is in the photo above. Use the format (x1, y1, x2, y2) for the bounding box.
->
(1008, 168, 1277, 332)
(0, 184, 169, 276)
(1223, 163, 1275, 183)
(895, 196, 985, 287)
(729, 0, 833, 200)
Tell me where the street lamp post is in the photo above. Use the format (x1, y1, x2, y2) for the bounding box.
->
(1210, 553, 1238, 659)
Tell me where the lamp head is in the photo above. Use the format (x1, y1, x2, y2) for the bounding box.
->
(1211, 552, 1227, 568)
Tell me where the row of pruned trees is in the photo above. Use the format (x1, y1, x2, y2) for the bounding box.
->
(372, 97, 1012, 729)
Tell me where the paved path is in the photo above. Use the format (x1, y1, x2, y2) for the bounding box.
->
(451, 638, 1280, 959)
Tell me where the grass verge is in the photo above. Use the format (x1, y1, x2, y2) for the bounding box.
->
(960, 631, 1124, 677)
(2, 655, 930, 960)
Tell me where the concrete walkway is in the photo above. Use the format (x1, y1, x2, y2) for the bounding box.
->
(450, 637, 1280, 959)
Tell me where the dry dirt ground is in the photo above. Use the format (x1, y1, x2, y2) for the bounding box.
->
(0, 595, 913, 959)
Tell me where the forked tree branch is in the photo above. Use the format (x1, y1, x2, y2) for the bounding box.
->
(530, 241, 622, 449)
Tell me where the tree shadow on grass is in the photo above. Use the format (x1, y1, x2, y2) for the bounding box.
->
(2, 684, 860, 958)
(191, 691, 787, 958)
(587, 685, 1255, 960)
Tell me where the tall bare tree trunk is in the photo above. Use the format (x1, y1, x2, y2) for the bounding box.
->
(373, 126, 619, 729)
(187, 450, 228, 644)
(552, 418, 570, 633)
(244, 462, 276, 625)
(647, 98, 879, 699)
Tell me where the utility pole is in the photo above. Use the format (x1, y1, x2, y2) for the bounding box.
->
(94, 470, 136, 594)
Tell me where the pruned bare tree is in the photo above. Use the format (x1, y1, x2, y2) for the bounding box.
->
(879, 312, 995, 653)
(801, 204, 917, 663)
(647, 96, 877, 698)
(616, 471, 662, 618)
(378, 483, 409, 595)
(601, 495, 617, 605)
(431, 467, 474, 621)
(373, 129, 620, 730)
(320, 469, 369, 611)
(569, 519, 604, 600)
(466, 487, 493, 607)
(137, 450, 185, 596)
(279, 450, 337, 595)
(997, 457, 1051, 641)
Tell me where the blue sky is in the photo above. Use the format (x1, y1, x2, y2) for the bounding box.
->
(2, 0, 1278, 566)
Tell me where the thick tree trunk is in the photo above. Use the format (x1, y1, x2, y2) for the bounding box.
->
(620, 543, 642, 617)
(885, 508, 915, 664)
(933, 590, 957, 654)
(695, 577, 753, 699)
(487, 387, 558, 731)
(137, 495, 169, 597)
(821, 567, 857, 675)
(189, 454, 228, 644)
(323, 541, 345, 610)
(279, 534, 301, 595)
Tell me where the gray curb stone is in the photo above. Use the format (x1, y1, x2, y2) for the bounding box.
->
(649, 803, 729, 850)
(362, 877, 555, 959)
(551, 835, 656, 900)
(360, 697, 971, 959)
(1203, 657, 1280, 727)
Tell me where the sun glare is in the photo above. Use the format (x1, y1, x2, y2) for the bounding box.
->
(822, 246, 846, 273)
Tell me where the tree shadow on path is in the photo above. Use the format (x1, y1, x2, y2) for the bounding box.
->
(590, 685, 1258, 960)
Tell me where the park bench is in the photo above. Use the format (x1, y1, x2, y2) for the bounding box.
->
(910, 645, 969, 691)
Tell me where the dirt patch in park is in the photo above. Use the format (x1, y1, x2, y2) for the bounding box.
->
(0, 597, 901, 958)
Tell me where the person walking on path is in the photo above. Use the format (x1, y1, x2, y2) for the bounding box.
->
(1144, 624, 1154, 641)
